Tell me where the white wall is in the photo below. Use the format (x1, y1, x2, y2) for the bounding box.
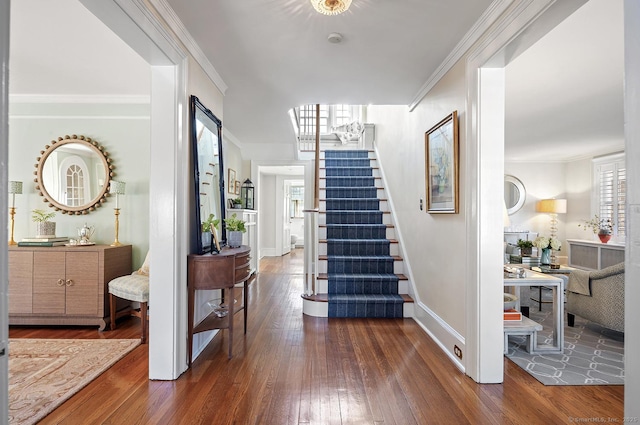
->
(259, 174, 277, 256)
(8, 101, 151, 267)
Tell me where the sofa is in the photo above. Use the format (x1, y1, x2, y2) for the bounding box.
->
(566, 262, 624, 333)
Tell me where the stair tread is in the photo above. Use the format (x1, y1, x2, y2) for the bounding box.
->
(318, 272, 407, 280)
(303, 293, 413, 303)
(319, 255, 403, 261)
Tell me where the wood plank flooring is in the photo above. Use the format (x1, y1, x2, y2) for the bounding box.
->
(9, 248, 624, 424)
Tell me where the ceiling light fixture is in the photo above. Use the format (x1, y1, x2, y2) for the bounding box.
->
(311, 0, 352, 15)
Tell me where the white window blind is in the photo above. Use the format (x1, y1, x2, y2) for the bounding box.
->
(594, 154, 625, 237)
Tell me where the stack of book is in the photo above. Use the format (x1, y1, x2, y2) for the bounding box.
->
(509, 255, 540, 267)
(18, 237, 70, 247)
(504, 309, 522, 321)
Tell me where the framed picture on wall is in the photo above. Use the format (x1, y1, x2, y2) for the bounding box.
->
(228, 169, 236, 194)
(234, 180, 241, 195)
(425, 110, 459, 213)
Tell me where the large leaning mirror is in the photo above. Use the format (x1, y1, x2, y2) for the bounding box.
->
(504, 174, 526, 215)
(34, 134, 114, 214)
(191, 95, 226, 255)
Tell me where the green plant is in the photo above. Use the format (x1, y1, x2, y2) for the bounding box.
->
(31, 209, 56, 223)
(578, 214, 614, 234)
(201, 214, 220, 233)
(516, 239, 533, 249)
(224, 213, 246, 232)
(232, 198, 243, 205)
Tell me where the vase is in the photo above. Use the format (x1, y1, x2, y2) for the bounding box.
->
(540, 248, 551, 265)
(227, 230, 243, 248)
(598, 233, 611, 243)
(35, 222, 56, 238)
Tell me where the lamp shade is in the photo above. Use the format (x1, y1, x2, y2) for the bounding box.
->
(536, 198, 567, 214)
(9, 181, 23, 195)
(109, 181, 126, 195)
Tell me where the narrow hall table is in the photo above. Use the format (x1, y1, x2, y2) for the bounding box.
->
(187, 245, 251, 365)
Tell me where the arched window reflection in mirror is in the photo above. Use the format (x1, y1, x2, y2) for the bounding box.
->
(504, 175, 526, 215)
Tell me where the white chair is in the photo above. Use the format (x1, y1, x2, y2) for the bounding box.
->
(109, 251, 150, 343)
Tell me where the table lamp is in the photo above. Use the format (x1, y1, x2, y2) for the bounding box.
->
(110, 181, 126, 246)
(8, 181, 23, 246)
(536, 198, 567, 238)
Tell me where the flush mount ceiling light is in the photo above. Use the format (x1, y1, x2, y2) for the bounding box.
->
(311, 0, 352, 15)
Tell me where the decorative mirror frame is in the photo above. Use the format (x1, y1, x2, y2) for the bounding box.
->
(504, 174, 526, 215)
(190, 95, 226, 255)
(34, 134, 114, 215)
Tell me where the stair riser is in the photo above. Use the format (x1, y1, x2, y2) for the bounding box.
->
(320, 213, 391, 226)
(323, 150, 373, 159)
(322, 199, 387, 211)
(321, 168, 379, 178)
(318, 259, 404, 274)
(328, 302, 403, 319)
(302, 297, 414, 318)
(328, 280, 399, 295)
(323, 177, 377, 188)
(319, 227, 396, 240)
(324, 226, 388, 239)
(320, 188, 384, 199)
(319, 242, 399, 256)
(316, 279, 409, 294)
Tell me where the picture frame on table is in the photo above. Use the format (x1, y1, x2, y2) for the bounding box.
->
(425, 110, 459, 214)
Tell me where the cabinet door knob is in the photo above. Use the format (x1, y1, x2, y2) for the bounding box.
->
(57, 279, 64, 286)
(65, 279, 73, 286)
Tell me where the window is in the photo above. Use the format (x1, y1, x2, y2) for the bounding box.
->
(290, 185, 304, 218)
(298, 104, 362, 135)
(593, 153, 625, 237)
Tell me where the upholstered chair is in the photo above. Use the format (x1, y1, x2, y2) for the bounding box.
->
(109, 251, 150, 343)
(566, 262, 624, 333)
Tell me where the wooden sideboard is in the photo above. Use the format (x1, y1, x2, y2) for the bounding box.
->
(8, 244, 132, 330)
(567, 239, 624, 270)
(187, 245, 252, 365)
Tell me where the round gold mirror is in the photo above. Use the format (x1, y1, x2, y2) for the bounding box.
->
(34, 134, 115, 215)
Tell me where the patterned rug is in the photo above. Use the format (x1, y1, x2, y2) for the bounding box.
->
(8, 338, 141, 425)
(505, 298, 625, 385)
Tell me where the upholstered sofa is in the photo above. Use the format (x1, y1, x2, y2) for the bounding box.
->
(566, 262, 624, 333)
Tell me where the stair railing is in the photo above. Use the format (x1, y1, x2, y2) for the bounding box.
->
(303, 104, 321, 296)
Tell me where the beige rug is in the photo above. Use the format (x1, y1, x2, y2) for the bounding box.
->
(8, 338, 141, 425)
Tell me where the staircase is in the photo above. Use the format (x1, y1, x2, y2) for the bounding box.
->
(306, 149, 413, 318)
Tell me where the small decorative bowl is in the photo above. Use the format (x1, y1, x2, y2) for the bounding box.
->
(504, 293, 518, 311)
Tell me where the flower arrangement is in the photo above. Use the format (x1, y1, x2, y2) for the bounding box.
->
(533, 235, 561, 251)
(578, 214, 614, 235)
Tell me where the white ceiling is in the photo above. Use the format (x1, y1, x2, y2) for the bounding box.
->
(9, 0, 624, 162)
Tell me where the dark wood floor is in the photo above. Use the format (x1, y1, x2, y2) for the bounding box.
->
(10, 249, 624, 424)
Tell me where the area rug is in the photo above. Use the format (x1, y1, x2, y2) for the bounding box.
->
(8, 338, 141, 425)
(505, 303, 624, 386)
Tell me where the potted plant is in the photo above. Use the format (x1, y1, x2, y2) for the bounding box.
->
(516, 239, 534, 257)
(578, 214, 614, 243)
(232, 198, 243, 209)
(201, 213, 220, 250)
(224, 213, 246, 248)
(32, 209, 57, 238)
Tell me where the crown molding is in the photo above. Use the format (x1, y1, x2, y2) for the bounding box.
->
(148, 0, 228, 95)
(408, 0, 514, 111)
(223, 128, 244, 150)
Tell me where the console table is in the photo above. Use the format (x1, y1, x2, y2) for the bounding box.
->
(187, 245, 251, 365)
(504, 269, 564, 354)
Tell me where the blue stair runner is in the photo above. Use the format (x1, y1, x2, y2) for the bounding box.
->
(324, 150, 404, 318)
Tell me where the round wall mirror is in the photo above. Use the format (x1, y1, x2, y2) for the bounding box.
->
(504, 175, 525, 215)
(34, 134, 115, 214)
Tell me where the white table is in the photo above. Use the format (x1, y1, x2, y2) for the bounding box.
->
(504, 269, 564, 354)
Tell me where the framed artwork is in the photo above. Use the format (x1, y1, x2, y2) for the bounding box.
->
(425, 110, 459, 214)
(228, 169, 236, 194)
(234, 180, 241, 195)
